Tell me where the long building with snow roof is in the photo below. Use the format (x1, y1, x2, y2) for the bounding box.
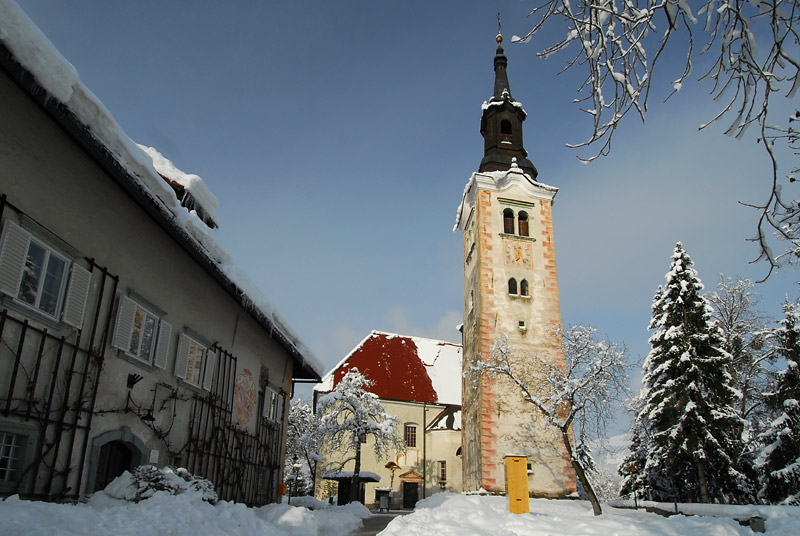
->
(0, 0, 321, 505)
(314, 330, 463, 508)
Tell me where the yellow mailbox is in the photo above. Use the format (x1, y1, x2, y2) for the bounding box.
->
(504, 454, 530, 514)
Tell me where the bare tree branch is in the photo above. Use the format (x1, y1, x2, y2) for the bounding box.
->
(515, 0, 800, 274)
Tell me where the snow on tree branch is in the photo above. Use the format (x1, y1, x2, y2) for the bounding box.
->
(514, 0, 800, 275)
(315, 369, 405, 503)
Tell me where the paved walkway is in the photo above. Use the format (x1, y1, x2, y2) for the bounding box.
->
(349, 511, 410, 536)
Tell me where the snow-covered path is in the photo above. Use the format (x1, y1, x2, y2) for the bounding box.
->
(3, 491, 800, 535)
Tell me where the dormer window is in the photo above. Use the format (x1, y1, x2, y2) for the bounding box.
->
(503, 209, 515, 234)
(518, 212, 529, 237)
(500, 120, 512, 143)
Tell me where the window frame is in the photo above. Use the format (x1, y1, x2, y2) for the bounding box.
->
(517, 211, 529, 237)
(404, 424, 417, 448)
(0, 220, 91, 328)
(175, 332, 214, 389)
(18, 237, 68, 317)
(520, 279, 530, 297)
(500, 119, 513, 143)
(112, 294, 172, 369)
(502, 209, 515, 234)
(439, 460, 447, 482)
(0, 422, 37, 494)
(508, 278, 518, 296)
(264, 387, 284, 422)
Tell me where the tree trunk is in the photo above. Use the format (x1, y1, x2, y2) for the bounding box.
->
(350, 440, 362, 504)
(561, 428, 602, 516)
(696, 459, 710, 503)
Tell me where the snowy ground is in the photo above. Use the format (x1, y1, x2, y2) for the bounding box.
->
(1, 491, 369, 536)
(380, 493, 800, 536)
(3, 489, 800, 535)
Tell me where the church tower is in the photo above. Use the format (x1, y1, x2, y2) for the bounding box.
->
(455, 34, 576, 496)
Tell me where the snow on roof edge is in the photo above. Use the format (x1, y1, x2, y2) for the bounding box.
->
(0, 0, 323, 379)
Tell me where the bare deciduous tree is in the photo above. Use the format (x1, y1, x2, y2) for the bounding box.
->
(706, 276, 777, 425)
(472, 326, 629, 515)
(513, 0, 800, 276)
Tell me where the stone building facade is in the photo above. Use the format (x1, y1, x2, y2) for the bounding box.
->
(454, 34, 576, 497)
(314, 331, 462, 508)
(0, 4, 320, 504)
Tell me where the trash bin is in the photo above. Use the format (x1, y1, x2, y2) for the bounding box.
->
(379, 494, 390, 512)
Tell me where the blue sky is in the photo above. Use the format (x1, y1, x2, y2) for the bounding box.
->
(15, 1, 797, 422)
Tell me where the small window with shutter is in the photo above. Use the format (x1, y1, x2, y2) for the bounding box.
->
(517, 212, 529, 237)
(264, 388, 283, 422)
(0, 219, 90, 328)
(503, 209, 515, 234)
(174, 333, 210, 388)
(112, 294, 172, 369)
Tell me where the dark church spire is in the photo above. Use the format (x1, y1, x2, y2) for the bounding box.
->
(479, 32, 538, 179)
(493, 33, 511, 100)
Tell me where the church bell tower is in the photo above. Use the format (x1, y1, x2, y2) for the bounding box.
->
(455, 33, 576, 497)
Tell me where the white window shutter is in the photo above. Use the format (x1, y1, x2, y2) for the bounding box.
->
(0, 220, 31, 297)
(202, 349, 216, 391)
(263, 389, 272, 418)
(112, 295, 137, 351)
(174, 333, 190, 380)
(153, 320, 172, 369)
(62, 264, 91, 328)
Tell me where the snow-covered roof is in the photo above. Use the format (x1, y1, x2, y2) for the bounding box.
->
(315, 331, 462, 406)
(139, 145, 219, 229)
(0, 0, 322, 379)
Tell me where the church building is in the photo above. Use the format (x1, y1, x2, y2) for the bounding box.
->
(454, 33, 576, 497)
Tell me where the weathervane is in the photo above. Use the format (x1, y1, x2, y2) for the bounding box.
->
(496, 13, 503, 44)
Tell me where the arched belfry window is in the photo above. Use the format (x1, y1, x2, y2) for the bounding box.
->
(500, 120, 512, 143)
(518, 212, 529, 237)
(520, 279, 529, 297)
(508, 278, 518, 295)
(503, 209, 514, 234)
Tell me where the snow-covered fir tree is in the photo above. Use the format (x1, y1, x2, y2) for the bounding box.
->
(757, 296, 800, 505)
(315, 369, 405, 504)
(631, 243, 750, 503)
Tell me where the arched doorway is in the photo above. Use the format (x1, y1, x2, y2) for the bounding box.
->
(87, 427, 147, 493)
(94, 440, 134, 491)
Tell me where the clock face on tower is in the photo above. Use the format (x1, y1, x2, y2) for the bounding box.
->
(504, 239, 532, 267)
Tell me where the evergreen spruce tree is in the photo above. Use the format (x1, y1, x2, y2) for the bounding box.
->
(757, 297, 800, 504)
(618, 393, 651, 499)
(635, 243, 749, 503)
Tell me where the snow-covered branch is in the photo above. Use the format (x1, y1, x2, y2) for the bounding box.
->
(314, 369, 405, 503)
(515, 0, 800, 273)
(470, 326, 630, 515)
